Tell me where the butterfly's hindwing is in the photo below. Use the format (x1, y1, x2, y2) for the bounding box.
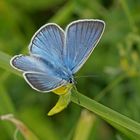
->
(24, 72, 67, 92)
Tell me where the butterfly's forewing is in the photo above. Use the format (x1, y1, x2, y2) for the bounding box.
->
(11, 55, 49, 72)
(29, 24, 65, 67)
(24, 72, 67, 92)
(64, 20, 105, 73)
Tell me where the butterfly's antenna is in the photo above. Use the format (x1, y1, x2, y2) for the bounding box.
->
(73, 85, 80, 104)
(74, 74, 99, 79)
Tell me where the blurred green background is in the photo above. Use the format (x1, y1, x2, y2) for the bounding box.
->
(0, 0, 140, 139)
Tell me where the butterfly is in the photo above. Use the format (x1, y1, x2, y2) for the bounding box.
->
(10, 19, 105, 94)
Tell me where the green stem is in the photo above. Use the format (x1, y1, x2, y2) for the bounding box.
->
(71, 90, 140, 136)
(119, 0, 135, 31)
(105, 118, 140, 140)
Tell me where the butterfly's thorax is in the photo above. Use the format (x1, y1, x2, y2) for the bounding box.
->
(42, 57, 73, 82)
(55, 66, 73, 82)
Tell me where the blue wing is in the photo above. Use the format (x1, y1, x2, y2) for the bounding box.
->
(63, 20, 105, 73)
(11, 55, 52, 73)
(29, 23, 65, 67)
(24, 72, 67, 92)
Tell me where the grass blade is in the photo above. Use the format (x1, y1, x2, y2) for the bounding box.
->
(71, 90, 140, 136)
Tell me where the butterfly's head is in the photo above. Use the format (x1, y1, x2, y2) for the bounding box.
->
(68, 76, 76, 84)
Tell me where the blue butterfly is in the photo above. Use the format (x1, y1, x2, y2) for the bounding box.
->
(10, 19, 105, 93)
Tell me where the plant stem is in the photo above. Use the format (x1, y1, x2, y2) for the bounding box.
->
(119, 0, 135, 31)
(71, 89, 140, 136)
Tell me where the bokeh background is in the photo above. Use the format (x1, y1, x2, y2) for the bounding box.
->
(0, 0, 140, 139)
